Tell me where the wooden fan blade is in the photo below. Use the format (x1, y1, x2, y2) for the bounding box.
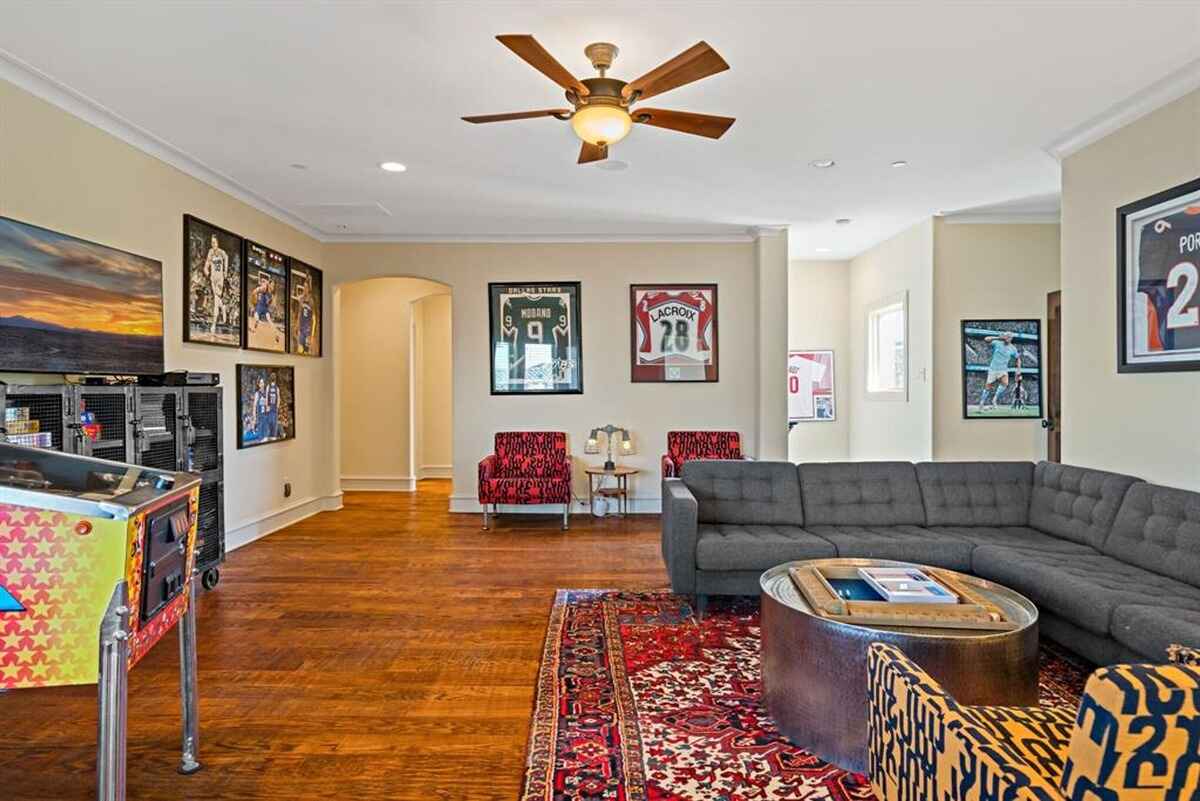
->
(632, 108, 735, 139)
(462, 109, 571, 124)
(578, 142, 608, 164)
(497, 35, 590, 96)
(622, 41, 729, 102)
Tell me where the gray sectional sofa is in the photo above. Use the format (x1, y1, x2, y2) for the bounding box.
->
(661, 459, 1200, 664)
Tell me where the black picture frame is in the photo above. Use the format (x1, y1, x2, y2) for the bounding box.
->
(236, 364, 296, 449)
(960, 319, 1043, 420)
(242, 239, 290, 354)
(287, 259, 323, 357)
(630, 283, 719, 383)
(1116, 175, 1200, 373)
(488, 281, 583, 395)
(183, 214, 242, 348)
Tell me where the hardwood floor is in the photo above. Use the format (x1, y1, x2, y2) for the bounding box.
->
(0, 482, 666, 800)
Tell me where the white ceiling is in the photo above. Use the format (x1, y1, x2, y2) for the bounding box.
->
(1, 2, 1198, 258)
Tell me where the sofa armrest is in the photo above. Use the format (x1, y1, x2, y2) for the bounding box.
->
(478, 454, 497, 500)
(1060, 662, 1200, 799)
(869, 643, 1070, 801)
(661, 453, 678, 479)
(558, 455, 573, 485)
(661, 478, 699, 594)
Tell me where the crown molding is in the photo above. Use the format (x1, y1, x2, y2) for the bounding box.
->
(320, 231, 757, 245)
(1045, 56, 1200, 161)
(752, 225, 789, 239)
(0, 46, 324, 240)
(941, 212, 1060, 225)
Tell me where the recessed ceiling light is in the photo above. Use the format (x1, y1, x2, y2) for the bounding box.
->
(379, 161, 408, 173)
(290, 163, 308, 170)
(815, 247, 833, 253)
(809, 159, 836, 169)
(595, 159, 630, 172)
(891, 160, 909, 168)
(835, 218, 852, 225)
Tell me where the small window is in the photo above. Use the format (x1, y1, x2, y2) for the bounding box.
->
(866, 291, 908, 400)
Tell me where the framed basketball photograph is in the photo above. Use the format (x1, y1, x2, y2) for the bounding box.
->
(288, 259, 322, 357)
(242, 240, 289, 353)
(961, 319, 1042, 419)
(1117, 176, 1200, 373)
(236, 364, 296, 449)
(183, 214, 242, 347)
(630, 284, 718, 382)
(488, 282, 583, 395)
(788, 350, 835, 428)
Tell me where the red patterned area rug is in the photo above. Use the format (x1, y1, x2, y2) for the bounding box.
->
(521, 590, 1091, 801)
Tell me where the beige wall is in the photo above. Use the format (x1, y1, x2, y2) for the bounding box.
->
(322, 240, 779, 511)
(932, 221, 1060, 460)
(1061, 88, 1200, 489)
(338, 278, 448, 490)
(848, 220, 935, 461)
(413, 293, 453, 478)
(787, 260, 850, 461)
(0, 78, 338, 548)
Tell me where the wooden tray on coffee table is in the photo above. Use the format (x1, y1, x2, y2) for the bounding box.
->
(788, 563, 1017, 631)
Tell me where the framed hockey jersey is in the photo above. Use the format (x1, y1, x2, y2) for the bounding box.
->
(630, 284, 719, 382)
(488, 282, 583, 394)
(1118, 176, 1200, 373)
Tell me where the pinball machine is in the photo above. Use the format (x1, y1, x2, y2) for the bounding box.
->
(0, 442, 203, 801)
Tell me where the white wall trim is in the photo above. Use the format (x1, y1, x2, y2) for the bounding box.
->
(0, 46, 325, 240)
(941, 213, 1061, 224)
(341, 475, 417, 492)
(449, 495, 662, 515)
(320, 231, 756, 244)
(419, 464, 453, 479)
(226, 492, 344, 553)
(1044, 56, 1200, 161)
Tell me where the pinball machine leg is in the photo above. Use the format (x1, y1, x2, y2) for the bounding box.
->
(177, 575, 202, 775)
(97, 583, 130, 801)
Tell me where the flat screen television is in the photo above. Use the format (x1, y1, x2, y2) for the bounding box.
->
(0, 216, 164, 375)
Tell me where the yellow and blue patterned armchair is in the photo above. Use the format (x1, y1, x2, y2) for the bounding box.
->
(868, 642, 1200, 801)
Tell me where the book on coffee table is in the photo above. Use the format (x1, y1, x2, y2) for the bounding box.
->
(857, 566, 957, 604)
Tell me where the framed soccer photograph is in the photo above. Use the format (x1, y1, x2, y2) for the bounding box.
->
(1117, 176, 1200, 373)
(630, 284, 718, 382)
(242, 240, 289, 353)
(788, 350, 835, 428)
(183, 214, 242, 347)
(488, 282, 583, 395)
(236, 364, 296, 449)
(288, 259, 323, 357)
(961, 319, 1042, 419)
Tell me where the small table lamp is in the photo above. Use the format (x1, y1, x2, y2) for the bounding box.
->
(585, 424, 634, 471)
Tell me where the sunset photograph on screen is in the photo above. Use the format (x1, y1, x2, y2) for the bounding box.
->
(0, 216, 163, 375)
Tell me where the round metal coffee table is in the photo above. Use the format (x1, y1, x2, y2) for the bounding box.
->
(760, 558, 1039, 773)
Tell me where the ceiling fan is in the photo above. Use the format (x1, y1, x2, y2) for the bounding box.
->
(463, 35, 734, 164)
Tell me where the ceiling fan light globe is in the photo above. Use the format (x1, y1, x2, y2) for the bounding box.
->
(571, 105, 632, 146)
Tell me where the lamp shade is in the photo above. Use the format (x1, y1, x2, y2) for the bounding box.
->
(570, 104, 632, 146)
(584, 428, 601, 454)
(620, 430, 635, 455)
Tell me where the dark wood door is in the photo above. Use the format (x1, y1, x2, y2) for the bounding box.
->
(1044, 290, 1062, 461)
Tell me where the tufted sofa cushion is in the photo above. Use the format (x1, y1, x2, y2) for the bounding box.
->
(930, 525, 1095, 554)
(803, 524, 975, 571)
(695, 524, 836, 571)
(1110, 605, 1200, 661)
(1103, 482, 1200, 587)
(1028, 462, 1139, 549)
(799, 462, 925, 526)
(972, 546, 1200, 636)
(916, 461, 1034, 526)
(682, 460, 804, 527)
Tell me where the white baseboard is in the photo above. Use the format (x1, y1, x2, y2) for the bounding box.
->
(341, 475, 417, 492)
(418, 464, 453, 479)
(226, 492, 344, 553)
(448, 495, 662, 514)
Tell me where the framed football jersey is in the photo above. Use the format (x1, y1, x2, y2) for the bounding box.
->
(488, 282, 583, 394)
(630, 284, 719, 382)
(1117, 176, 1200, 373)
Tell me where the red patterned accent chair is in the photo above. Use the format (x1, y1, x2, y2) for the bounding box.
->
(661, 431, 745, 479)
(478, 431, 572, 530)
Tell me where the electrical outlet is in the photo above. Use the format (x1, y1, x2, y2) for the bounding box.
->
(283, 481, 292, 499)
